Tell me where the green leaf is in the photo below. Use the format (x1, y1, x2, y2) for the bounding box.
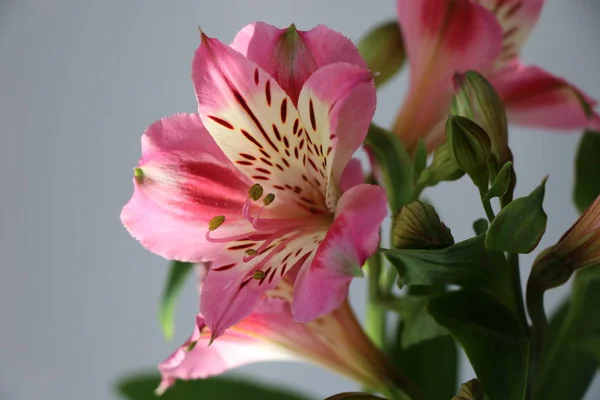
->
(382, 235, 491, 288)
(365, 124, 414, 212)
(574, 130, 600, 213)
(575, 336, 600, 366)
(159, 261, 195, 341)
(428, 290, 529, 400)
(485, 177, 547, 254)
(325, 393, 387, 400)
(117, 373, 312, 400)
(392, 335, 458, 400)
(533, 266, 600, 400)
(485, 162, 512, 200)
(385, 295, 448, 348)
(358, 21, 405, 88)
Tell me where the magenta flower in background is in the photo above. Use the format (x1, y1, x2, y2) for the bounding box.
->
(392, 0, 600, 152)
(121, 23, 387, 340)
(157, 266, 403, 395)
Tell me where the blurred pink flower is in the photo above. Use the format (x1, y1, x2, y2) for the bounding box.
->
(157, 268, 405, 396)
(121, 23, 387, 340)
(393, 0, 600, 152)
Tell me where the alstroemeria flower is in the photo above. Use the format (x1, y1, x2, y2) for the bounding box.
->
(157, 269, 407, 396)
(121, 23, 387, 339)
(392, 0, 600, 152)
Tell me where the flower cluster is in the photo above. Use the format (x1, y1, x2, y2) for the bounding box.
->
(119, 1, 600, 399)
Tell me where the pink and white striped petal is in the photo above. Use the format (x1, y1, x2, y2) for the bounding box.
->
(292, 184, 387, 322)
(490, 64, 600, 130)
(230, 23, 366, 103)
(120, 114, 251, 262)
(200, 229, 326, 339)
(193, 33, 328, 216)
(296, 63, 376, 211)
(474, 0, 545, 69)
(157, 314, 293, 394)
(394, 0, 503, 151)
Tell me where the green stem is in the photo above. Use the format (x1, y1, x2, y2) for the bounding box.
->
(479, 189, 496, 222)
(509, 252, 529, 330)
(366, 252, 386, 349)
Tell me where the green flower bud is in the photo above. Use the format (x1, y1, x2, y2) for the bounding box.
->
(452, 379, 485, 400)
(452, 71, 509, 165)
(446, 115, 491, 190)
(393, 201, 454, 250)
(418, 141, 465, 188)
(358, 21, 405, 87)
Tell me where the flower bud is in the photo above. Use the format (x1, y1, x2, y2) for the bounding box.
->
(452, 379, 484, 400)
(446, 115, 491, 190)
(358, 21, 405, 87)
(417, 141, 465, 188)
(554, 195, 600, 270)
(452, 71, 510, 165)
(393, 201, 454, 250)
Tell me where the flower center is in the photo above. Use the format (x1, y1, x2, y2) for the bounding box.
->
(205, 183, 331, 276)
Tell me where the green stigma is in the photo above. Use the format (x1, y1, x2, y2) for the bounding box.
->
(248, 184, 264, 201)
(253, 270, 266, 280)
(208, 215, 226, 231)
(263, 193, 275, 206)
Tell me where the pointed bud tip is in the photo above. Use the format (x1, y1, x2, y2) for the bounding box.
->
(208, 215, 226, 231)
(248, 184, 264, 201)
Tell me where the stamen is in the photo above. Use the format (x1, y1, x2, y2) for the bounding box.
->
(253, 270, 266, 280)
(245, 249, 257, 256)
(134, 167, 144, 183)
(208, 215, 226, 231)
(263, 193, 275, 206)
(248, 184, 264, 201)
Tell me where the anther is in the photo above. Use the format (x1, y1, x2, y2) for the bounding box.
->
(245, 249, 257, 256)
(134, 167, 144, 182)
(208, 215, 226, 231)
(263, 193, 275, 206)
(253, 270, 266, 280)
(248, 184, 264, 201)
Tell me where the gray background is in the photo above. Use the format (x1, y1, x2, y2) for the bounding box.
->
(1, 0, 599, 399)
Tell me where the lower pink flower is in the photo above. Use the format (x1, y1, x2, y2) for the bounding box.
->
(157, 267, 409, 396)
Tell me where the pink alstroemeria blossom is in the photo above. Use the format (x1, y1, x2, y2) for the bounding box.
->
(157, 269, 408, 396)
(121, 23, 387, 340)
(392, 0, 600, 152)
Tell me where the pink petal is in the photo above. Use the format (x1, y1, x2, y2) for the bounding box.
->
(200, 231, 323, 339)
(297, 62, 376, 210)
(475, 0, 545, 69)
(393, 0, 503, 151)
(490, 64, 600, 130)
(157, 314, 291, 394)
(120, 114, 251, 262)
(292, 184, 387, 322)
(231, 23, 366, 104)
(339, 158, 365, 193)
(192, 32, 327, 216)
